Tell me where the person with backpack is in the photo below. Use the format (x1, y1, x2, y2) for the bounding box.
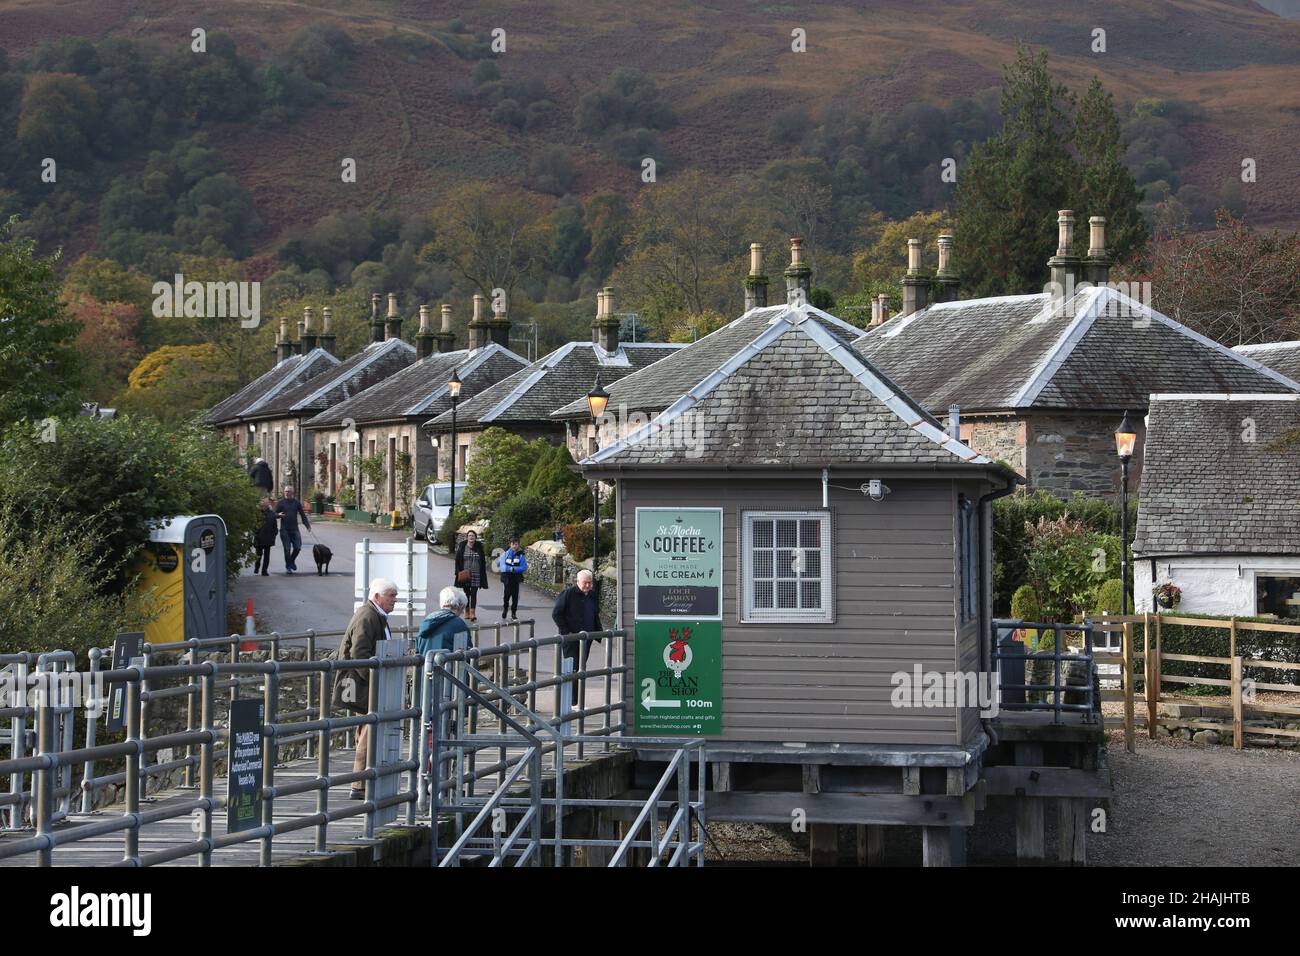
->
(417, 587, 472, 656)
(497, 538, 528, 621)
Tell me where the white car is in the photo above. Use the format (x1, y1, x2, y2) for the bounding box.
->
(413, 482, 464, 540)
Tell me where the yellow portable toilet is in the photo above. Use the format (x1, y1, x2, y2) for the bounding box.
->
(134, 515, 228, 645)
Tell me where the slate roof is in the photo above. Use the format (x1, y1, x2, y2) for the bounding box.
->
(586, 309, 1012, 473)
(425, 342, 682, 431)
(1132, 394, 1300, 557)
(551, 305, 863, 420)
(852, 287, 1300, 414)
(302, 345, 528, 430)
(205, 350, 340, 426)
(1235, 341, 1300, 384)
(248, 338, 417, 421)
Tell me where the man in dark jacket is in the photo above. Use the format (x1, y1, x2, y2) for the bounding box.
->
(275, 487, 311, 573)
(334, 578, 396, 800)
(253, 497, 278, 575)
(248, 457, 273, 495)
(551, 570, 602, 721)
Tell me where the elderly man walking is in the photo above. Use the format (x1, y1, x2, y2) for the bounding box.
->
(551, 569, 603, 727)
(275, 486, 311, 573)
(335, 578, 397, 800)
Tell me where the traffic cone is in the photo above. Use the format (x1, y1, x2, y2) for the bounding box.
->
(241, 598, 257, 652)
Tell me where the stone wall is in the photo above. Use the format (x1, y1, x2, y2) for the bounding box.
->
(524, 540, 618, 624)
(960, 418, 1025, 474)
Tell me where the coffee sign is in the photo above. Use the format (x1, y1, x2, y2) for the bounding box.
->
(635, 508, 722, 620)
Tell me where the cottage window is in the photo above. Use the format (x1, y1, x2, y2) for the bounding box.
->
(958, 496, 979, 623)
(1256, 575, 1300, 619)
(741, 511, 833, 623)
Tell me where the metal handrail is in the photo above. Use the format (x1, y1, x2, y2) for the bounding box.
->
(993, 619, 1098, 723)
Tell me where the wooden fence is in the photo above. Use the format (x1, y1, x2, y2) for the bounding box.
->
(1087, 613, 1300, 754)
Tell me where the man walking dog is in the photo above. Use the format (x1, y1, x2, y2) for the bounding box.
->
(275, 487, 311, 573)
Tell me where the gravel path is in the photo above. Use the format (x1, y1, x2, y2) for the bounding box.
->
(1091, 732, 1300, 866)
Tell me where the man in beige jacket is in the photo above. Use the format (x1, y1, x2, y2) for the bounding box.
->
(335, 578, 396, 799)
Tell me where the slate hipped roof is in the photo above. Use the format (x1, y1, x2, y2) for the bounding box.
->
(1235, 341, 1300, 384)
(247, 338, 417, 421)
(852, 287, 1300, 413)
(425, 342, 682, 431)
(551, 305, 863, 420)
(303, 344, 528, 430)
(1133, 394, 1300, 557)
(586, 307, 1014, 475)
(205, 350, 340, 426)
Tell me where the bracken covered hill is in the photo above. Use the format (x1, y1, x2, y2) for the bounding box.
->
(2, 0, 1298, 253)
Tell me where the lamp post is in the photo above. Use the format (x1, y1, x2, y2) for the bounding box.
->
(448, 370, 461, 514)
(586, 375, 610, 598)
(1115, 410, 1137, 616)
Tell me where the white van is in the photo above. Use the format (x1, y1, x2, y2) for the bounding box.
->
(413, 482, 464, 540)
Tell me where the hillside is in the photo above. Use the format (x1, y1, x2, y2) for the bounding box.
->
(1, 0, 1299, 257)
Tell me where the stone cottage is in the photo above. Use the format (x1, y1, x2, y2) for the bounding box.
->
(1132, 392, 1300, 618)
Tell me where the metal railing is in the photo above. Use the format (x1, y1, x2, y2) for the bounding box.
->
(2, 652, 77, 830)
(992, 620, 1099, 723)
(0, 616, 571, 865)
(422, 631, 705, 867)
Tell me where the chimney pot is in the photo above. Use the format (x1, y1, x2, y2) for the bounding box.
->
(436, 304, 456, 353)
(321, 306, 333, 333)
(947, 404, 961, 441)
(1057, 210, 1076, 257)
(369, 293, 384, 344)
(418, 304, 430, 333)
(1088, 216, 1107, 258)
(783, 236, 812, 305)
(1050, 210, 1083, 293)
(750, 242, 764, 274)
(472, 294, 485, 323)
(934, 234, 960, 303)
(387, 292, 399, 318)
(878, 293, 890, 323)
(906, 238, 922, 275)
(870, 298, 882, 326)
(440, 304, 453, 332)
(901, 239, 930, 316)
(789, 237, 804, 267)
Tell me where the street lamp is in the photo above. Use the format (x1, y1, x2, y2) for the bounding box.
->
(1115, 410, 1137, 616)
(586, 375, 610, 598)
(448, 369, 462, 514)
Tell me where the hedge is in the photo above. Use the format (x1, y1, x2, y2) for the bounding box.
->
(1151, 612, 1300, 694)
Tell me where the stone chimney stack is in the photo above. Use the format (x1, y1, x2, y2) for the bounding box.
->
(295, 319, 306, 355)
(870, 298, 882, 327)
(1048, 210, 1082, 292)
(489, 297, 512, 348)
(901, 238, 930, 316)
(369, 293, 385, 344)
(593, 286, 620, 352)
(947, 404, 961, 441)
(437, 304, 457, 353)
(744, 242, 769, 310)
(416, 304, 435, 359)
(877, 293, 890, 324)
(276, 317, 295, 362)
(784, 237, 812, 306)
(300, 307, 318, 353)
(1085, 216, 1111, 286)
(385, 292, 403, 341)
(934, 234, 960, 303)
(320, 306, 337, 356)
(468, 294, 490, 350)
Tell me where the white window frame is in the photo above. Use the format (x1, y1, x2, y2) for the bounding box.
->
(741, 510, 833, 624)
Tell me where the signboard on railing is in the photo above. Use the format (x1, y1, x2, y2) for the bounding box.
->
(106, 632, 143, 733)
(226, 699, 265, 834)
(634, 619, 722, 735)
(634, 508, 722, 620)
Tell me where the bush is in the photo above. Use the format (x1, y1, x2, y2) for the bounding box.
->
(562, 522, 615, 562)
(1023, 515, 1118, 623)
(525, 445, 589, 522)
(460, 428, 549, 518)
(488, 493, 551, 551)
(1153, 613, 1300, 693)
(1092, 578, 1131, 615)
(520, 525, 551, 548)
(994, 490, 1137, 613)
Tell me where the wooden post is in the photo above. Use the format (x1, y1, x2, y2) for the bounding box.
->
(1122, 621, 1135, 753)
(1013, 742, 1044, 864)
(1229, 616, 1237, 659)
(1231, 656, 1244, 751)
(856, 825, 884, 866)
(1057, 798, 1087, 865)
(713, 761, 731, 792)
(809, 825, 839, 867)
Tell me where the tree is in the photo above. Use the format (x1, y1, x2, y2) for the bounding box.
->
(16, 72, 99, 161)
(1074, 78, 1146, 266)
(954, 45, 1077, 298)
(428, 183, 549, 301)
(585, 193, 631, 280)
(119, 343, 237, 422)
(0, 216, 82, 428)
(65, 291, 140, 402)
(458, 428, 549, 518)
(1131, 210, 1300, 346)
(849, 210, 954, 302)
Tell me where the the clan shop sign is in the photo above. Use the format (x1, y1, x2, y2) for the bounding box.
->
(226, 699, 265, 834)
(634, 620, 722, 735)
(635, 508, 722, 620)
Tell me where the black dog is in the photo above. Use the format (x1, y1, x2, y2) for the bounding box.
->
(312, 543, 333, 575)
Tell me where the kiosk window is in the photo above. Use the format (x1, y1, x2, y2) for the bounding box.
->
(742, 511, 832, 623)
(1256, 575, 1300, 619)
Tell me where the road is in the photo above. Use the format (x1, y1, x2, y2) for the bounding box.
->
(231, 518, 564, 650)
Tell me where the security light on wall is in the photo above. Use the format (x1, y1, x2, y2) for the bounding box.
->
(862, 480, 891, 501)
(430, 435, 439, 449)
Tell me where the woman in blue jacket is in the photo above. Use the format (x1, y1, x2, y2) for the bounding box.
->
(497, 538, 528, 621)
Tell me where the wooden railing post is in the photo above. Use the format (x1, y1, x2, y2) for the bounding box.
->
(1122, 622, 1135, 753)
(1144, 613, 1157, 739)
(1231, 656, 1244, 751)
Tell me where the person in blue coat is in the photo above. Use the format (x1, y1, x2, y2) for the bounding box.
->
(498, 538, 528, 621)
(417, 586, 472, 657)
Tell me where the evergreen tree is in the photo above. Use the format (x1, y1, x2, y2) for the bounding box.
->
(954, 45, 1077, 297)
(1073, 78, 1146, 266)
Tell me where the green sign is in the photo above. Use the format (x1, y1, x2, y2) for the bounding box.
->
(635, 619, 722, 735)
(226, 699, 265, 834)
(635, 507, 722, 620)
